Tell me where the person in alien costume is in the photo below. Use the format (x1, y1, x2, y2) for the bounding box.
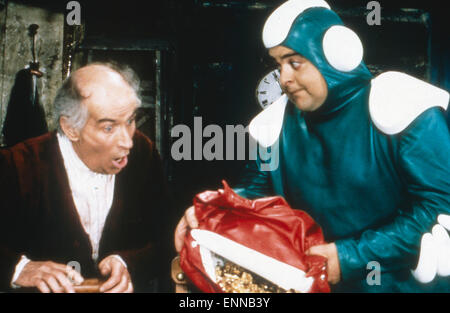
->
(234, 0, 450, 292)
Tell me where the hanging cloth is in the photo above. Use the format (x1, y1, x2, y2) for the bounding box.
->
(2, 66, 48, 147)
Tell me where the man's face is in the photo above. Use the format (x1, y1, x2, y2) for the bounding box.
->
(269, 46, 328, 111)
(69, 66, 138, 175)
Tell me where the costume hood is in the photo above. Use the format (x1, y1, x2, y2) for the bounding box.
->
(263, 0, 373, 115)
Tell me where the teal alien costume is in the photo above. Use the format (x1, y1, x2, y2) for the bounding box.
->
(235, 0, 450, 292)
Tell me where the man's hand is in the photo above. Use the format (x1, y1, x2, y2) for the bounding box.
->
(174, 206, 199, 252)
(306, 243, 341, 284)
(98, 256, 133, 293)
(14, 260, 84, 293)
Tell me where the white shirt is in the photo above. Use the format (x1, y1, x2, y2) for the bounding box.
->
(11, 133, 126, 287)
(57, 132, 116, 261)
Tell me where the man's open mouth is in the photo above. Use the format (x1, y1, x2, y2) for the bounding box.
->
(112, 155, 128, 169)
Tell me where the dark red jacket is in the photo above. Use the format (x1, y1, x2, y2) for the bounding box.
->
(0, 131, 170, 292)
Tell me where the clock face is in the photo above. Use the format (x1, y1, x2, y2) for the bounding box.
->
(255, 69, 283, 109)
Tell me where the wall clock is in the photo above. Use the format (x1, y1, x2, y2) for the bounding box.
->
(255, 69, 283, 109)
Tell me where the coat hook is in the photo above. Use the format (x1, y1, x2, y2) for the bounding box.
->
(28, 24, 43, 77)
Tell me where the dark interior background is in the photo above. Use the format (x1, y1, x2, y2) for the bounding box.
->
(0, 0, 448, 233)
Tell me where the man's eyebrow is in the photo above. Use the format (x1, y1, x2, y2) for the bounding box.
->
(97, 109, 137, 124)
(97, 118, 116, 124)
(280, 52, 304, 59)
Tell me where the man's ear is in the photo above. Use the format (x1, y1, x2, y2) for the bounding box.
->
(60, 116, 80, 141)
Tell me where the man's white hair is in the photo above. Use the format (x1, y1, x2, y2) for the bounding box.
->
(53, 62, 141, 134)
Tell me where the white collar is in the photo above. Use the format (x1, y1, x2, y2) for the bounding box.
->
(56, 132, 115, 182)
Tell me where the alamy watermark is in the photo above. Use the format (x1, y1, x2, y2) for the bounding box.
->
(366, 1, 382, 26)
(170, 117, 279, 171)
(66, 260, 81, 284)
(66, 1, 81, 26)
(366, 261, 381, 286)
(66, 1, 382, 27)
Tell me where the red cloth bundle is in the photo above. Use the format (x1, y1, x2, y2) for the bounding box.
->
(179, 181, 330, 293)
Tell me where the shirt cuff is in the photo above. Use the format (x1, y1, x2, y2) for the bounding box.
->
(335, 238, 367, 282)
(11, 255, 31, 289)
(111, 255, 128, 269)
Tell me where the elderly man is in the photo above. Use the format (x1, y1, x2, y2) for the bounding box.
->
(0, 63, 169, 293)
(175, 0, 450, 292)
